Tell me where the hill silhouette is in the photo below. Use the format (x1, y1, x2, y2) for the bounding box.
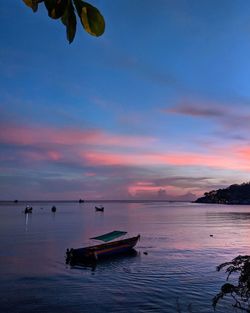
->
(195, 182, 250, 204)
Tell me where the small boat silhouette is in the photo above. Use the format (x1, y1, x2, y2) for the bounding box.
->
(95, 205, 104, 212)
(25, 205, 32, 214)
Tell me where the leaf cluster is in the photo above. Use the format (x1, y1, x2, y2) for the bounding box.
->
(213, 255, 250, 312)
(23, 0, 105, 43)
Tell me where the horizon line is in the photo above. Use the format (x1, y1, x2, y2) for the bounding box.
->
(0, 199, 192, 203)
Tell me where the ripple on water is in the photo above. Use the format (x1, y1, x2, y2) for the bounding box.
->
(1, 202, 250, 312)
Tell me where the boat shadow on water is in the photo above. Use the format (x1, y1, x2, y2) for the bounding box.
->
(65, 249, 139, 271)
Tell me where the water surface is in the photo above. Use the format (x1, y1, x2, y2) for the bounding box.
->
(1, 201, 250, 312)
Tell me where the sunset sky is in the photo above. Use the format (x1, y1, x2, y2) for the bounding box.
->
(1, 1, 250, 200)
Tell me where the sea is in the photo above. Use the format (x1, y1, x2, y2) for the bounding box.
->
(1, 201, 250, 313)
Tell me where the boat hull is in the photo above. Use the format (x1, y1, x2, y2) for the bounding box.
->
(66, 235, 140, 264)
(95, 206, 104, 211)
(25, 207, 32, 214)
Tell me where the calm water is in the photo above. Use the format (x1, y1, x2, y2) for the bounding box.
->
(1, 201, 250, 313)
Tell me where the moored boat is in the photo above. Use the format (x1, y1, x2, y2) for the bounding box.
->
(66, 231, 140, 264)
(25, 205, 33, 214)
(95, 205, 104, 211)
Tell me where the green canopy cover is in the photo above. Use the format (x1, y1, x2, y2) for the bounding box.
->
(90, 230, 127, 242)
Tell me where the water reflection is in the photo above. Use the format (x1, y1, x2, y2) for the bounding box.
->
(66, 249, 139, 272)
(51, 211, 56, 221)
(207, 211, 250, 221)
(2, 202, 250, 313)
(25, 212, 31, 232)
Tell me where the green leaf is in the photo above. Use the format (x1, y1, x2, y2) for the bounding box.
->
(44, 0, 68, 19)
(23, 0, 43, 12)
(73, 0, 105, 37)
(61, 1, 77, 43)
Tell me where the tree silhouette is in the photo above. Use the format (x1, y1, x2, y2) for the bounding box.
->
(213, 255, 250, 312)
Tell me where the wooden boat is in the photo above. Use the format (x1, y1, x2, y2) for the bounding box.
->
(66, 231, 140, 264)
(95, 205, 104, 211)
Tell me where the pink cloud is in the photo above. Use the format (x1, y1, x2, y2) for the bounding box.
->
(128, 183, 184, 196)
(135, 181, 155, 186)
(82, 149, 250, 172)
(84, 172, 97, 177)
(0, 124, 156, 148)
(127, 180, 197, 201)
(236, 147, 250, 160)
(3, 123, 250, 175)
(19, 150, 62, 162)
(82, 152, 135, 166)
(47, 151, 61, 161)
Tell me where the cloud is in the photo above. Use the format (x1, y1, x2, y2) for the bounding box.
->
(3, 122, 250, 174)
(2, 121, 250, 200)
(84, 172, 97, 177)
(235, 146, 250, 162)
(151, 176, 211, 188)
(166, 102, 225, 117)
(0, 124, 156, 148)
(128, 184, 197, 201)
(82, 149, 250, 172)
(164, 97, 250, 135)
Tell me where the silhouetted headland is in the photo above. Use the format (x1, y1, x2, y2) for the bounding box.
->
(195, 182, 250, 204)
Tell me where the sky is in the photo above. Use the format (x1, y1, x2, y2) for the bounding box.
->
(1, 0, 250, 201)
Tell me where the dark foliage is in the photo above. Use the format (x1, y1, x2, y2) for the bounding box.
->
(195, 182, 250, 204)
(213, 255, 250, 312)
(23, 0, 105, 43)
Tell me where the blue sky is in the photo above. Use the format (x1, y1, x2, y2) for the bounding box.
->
(1, 1, 250, 200)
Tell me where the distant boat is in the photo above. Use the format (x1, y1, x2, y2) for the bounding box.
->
(25, 205, 32, 214)
(14, 200, 18, 203)
(51, 206, 56, 212)
(66, 231, 140, 264)
(79, 199, 85, 203)
(95, 205, 104, 211)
